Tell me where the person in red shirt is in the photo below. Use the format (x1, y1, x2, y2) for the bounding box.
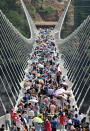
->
(59, 113, 66, 131)
(44, 118, 51, 131)
(11, 112, 17, 122)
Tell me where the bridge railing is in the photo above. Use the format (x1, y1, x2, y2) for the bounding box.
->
(54, 0, 90, 116)
(54, 0, 71, 39)
(0, 0, 37, 116)
(20, 0, 37, 38)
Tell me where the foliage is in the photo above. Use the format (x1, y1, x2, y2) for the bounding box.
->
(0, 0, 30, 38)
(39, 7, 54, 15)
(57, 0, 62, 2)
(61, 29, 72, 38)
(77, 10, 87, 26)
(0, 0, 16, 12)
(64, 13, 70, 27)
(85, 49, 90, 57)
(74, 0, 90, 27)
(71, 0, 74, 6)
(25, 3, 36, 18)
(31, 0, 42, 8)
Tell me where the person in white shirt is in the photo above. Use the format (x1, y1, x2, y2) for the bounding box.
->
(73, 108, 78, 116)
(5, 111, 11, 130)
(78, 112, 83, 123)
(28, 107, 34, 117)
(29, 116, 33, 131)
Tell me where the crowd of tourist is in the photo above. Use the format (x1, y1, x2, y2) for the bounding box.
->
(0, 28, 89, 131)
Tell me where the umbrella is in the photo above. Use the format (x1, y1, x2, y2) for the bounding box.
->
(37, 73, 41, 77)
(38, 63, 44, 68)
(44, 43, 48, 46)
(56, 61, 60, 65)
(33, 117, 43, 123)
(32, 60, 38, 63)
(40, 47, 43, 50)
(29, 99, 38, 103)
(38, 113, 43, 119)
(59, 94, 67, 100)
(39, 79, 44, 84)
(58, 67, 61, 72)
(54, 89, 65, 96)
(15, 116, 21, 120)
(65, 91, 71, 95)
(61, 82, 68, 86)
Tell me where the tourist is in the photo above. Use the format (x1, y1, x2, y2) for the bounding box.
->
(44, 118, 51, 131)
(78, 112, 83, 123)
(34, 123, 42, 131)
(50, 103, 56, 115)
(5, 110, 11, 130)
(22, 125, 28, 131)
(59, 112, 66, 131)
(73, 114, 80, 128)
(0, 124, 5, 131)
(10, 122, 17, 131)
(67, 122, 75, 131)
(15, 116, 22, 131)
(51, 116, 57, 131)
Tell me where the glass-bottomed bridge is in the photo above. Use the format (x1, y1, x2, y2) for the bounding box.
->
(0, 0, 90, 125)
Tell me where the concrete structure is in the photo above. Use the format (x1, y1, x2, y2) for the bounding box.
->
(35, 21, 57, 27)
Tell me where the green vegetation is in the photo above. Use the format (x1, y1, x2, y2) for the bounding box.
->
(77, 10, 87, 26)
(74, 0, 90, 28)
(57, 0, 62, 2)
(25, 3, 36, 18)
(31, 0, 43, 7)
(0, 0, 30, 38)
(61, 13, 71, 38)
(71, 0, 74, 6)
(39, 7, 54, 15)
(61, 28, 72, 38)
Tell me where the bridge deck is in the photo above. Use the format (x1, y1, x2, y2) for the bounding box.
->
(35, 21, 58, 27)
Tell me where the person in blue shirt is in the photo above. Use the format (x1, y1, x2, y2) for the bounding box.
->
(44, 85, 48, 94)
(23, 93, 28, 102)
(51, 116, 57, 131)
(23, 93, 30, 102)
(72, 114, 80, 128)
